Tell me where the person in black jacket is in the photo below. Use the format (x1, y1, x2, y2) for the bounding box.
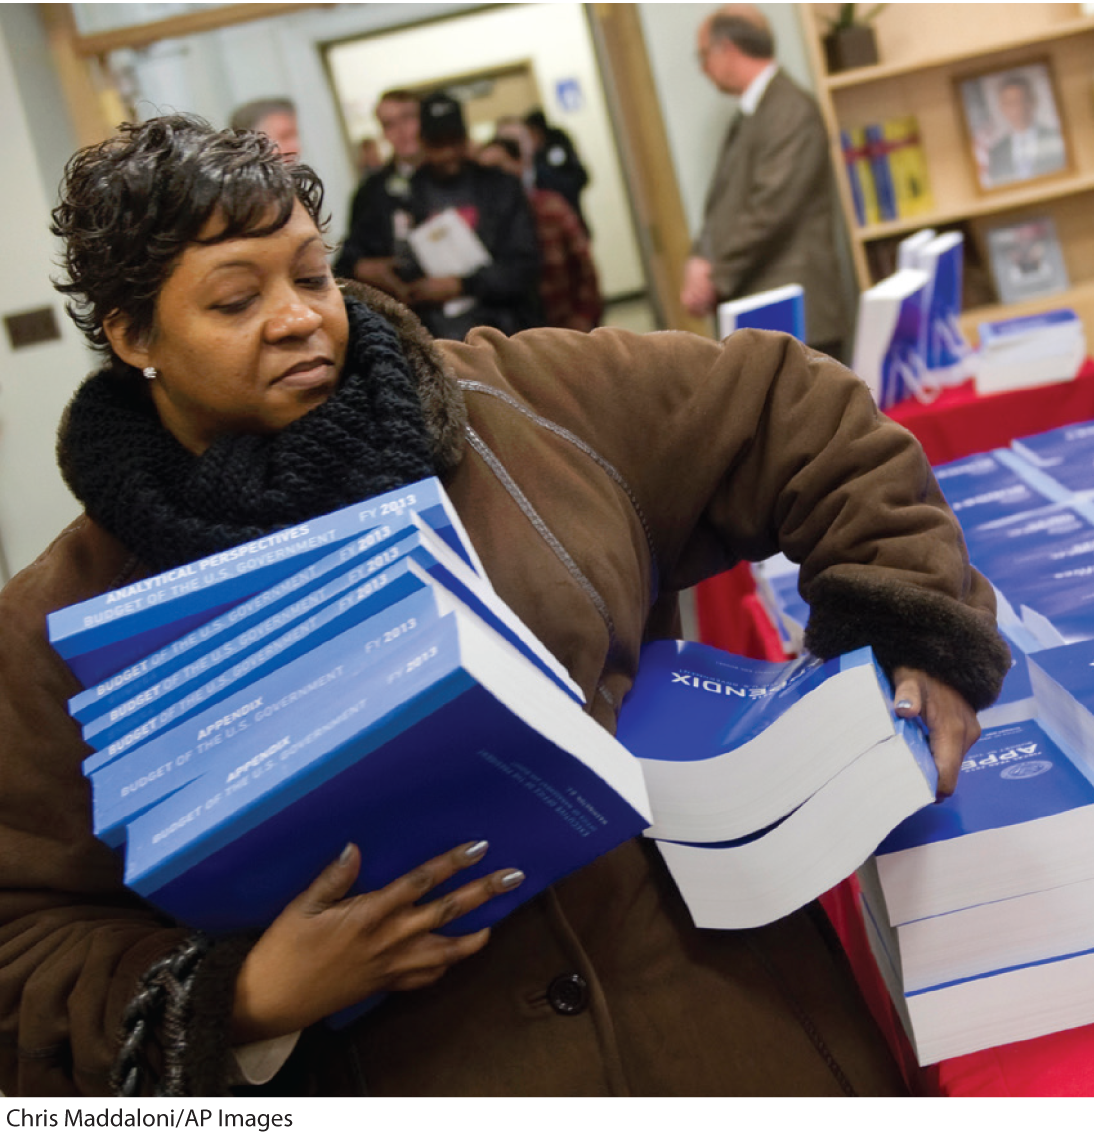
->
(524, 108, 590, 234)
(401, 92, 543, 340)
(333, 89, 422, 294)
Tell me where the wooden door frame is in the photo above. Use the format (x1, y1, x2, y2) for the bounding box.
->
(586, 4, 709, 334)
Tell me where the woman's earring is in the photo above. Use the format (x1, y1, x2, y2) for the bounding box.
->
(143, 367, 157, 381)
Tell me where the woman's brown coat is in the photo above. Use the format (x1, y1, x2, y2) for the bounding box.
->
(0, 289, 1008, 1095)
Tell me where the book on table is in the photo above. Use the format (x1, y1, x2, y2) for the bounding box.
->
(850, 268, 931, 410)
(857, 719, 1093, 1065)
(614, 639, 937, 929)
(1011, 420, 1095, 499)
(716, 284, 805, 342)
(1027, 639, 1094, 781)
(48, 476, 481, 686)
(858, 882, 1093, 1067)
(913, 231, 970, 387)
(871, 719, 1093, 927)
(974, 309, 1087, 396)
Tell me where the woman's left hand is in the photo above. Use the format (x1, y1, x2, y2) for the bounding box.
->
(892, 667, 981, 800)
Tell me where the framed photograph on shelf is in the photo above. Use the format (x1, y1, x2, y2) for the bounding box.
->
(955, 59, 1072, 193)
(985, 216, 1070, 304)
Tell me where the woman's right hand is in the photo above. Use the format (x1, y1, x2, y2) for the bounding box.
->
(230, 840, 522, 1043)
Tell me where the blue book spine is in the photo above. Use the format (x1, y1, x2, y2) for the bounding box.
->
(89, 582, 448, 847)
(48, 477, 473, 685)
(880, 285, 928, 409)
(123, 613, 649, 937)
(876, 720, 1093, 855)
(72, 517, 434, 729)
(841, 130, 866, 227)
(864, 124, 896, 221)
(922, 237, 966, 374)
(81, 527, 443, 752)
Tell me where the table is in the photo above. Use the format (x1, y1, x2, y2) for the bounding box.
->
(690, 362, 1094, 1096)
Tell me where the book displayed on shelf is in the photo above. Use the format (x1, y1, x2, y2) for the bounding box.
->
(716, 284, 805, 342)
(1027, 639, 1094, 780)
(872, 720, 1093, 927)
(844, 118, 933, 226)
(124, 603, 651, 937)
(974, 308, 1087, 396)
(48, 476, 481, 686)
(614, 639, 937, 929)
(882, 116, 934, 219)
(840, 126, 879, 228)
(986, 215, 1070, 304)
(863, 123, 897, 222)
(850, 267, 932, 409)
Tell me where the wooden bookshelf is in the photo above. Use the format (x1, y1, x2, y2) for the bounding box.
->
(801, 4, 1094, 351)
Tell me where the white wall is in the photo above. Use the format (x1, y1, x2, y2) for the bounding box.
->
(0, 13, 92, 581)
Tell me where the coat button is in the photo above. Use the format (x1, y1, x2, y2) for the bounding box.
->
(546, 973, 589, 1015)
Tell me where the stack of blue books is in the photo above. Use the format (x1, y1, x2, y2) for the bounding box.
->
(615, 640, 937, 930)
(858, 720, 1093, 1066)
(50, 478, 652, 939)
(975, 309, 1087, 396)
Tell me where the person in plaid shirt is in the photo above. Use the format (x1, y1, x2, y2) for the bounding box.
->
(480, 135, 603, 333)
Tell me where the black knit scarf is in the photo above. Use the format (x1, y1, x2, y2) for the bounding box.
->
(57, 296, 438, 572)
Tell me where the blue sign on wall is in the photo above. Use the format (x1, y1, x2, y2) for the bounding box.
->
(555, 78, 584, 114)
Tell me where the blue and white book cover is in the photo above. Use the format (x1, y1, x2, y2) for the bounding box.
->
(1029, 640, 1095, 717)
(89, 584, 449, 846)
(717, 284, 805, 342)
(1011, 421, 1094, 498)
(864, 123, 896, 221)
(49, 477, 480, 685)
(614, 640, 928, 843)
(75, 520, 443, 739)
(979, 308, 1083, 350)
(978, 629, 1037, 729)
(851, 269, 931, 409)
(933, 450, 1055, 530)
(122, 609, 650, 937)
(916, 231, 970, 385)
(897, 229, 937, 272)
(81, 531, 452, 755)
(877, 720, 1092, 857)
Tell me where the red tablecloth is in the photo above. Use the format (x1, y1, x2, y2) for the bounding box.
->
(690, 362, 1095, 1096)
(886, 360, 1093, 465)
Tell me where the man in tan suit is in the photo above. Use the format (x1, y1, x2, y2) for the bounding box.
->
(682, 6, 850, 358)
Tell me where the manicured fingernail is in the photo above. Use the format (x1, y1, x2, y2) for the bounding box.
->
(338, 842, 355, 864)
(465, 840, 489, 861)
(895, 699, 914, 710)
(500, 870, 525, 891)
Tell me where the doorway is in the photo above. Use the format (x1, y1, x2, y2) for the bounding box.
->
(322, 2, 651, 315)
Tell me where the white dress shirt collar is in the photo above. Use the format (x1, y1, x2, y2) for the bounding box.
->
(739, 61, 779, 115)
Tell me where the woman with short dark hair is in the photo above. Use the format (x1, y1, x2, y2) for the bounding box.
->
(0, 114, 1006, 1097)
